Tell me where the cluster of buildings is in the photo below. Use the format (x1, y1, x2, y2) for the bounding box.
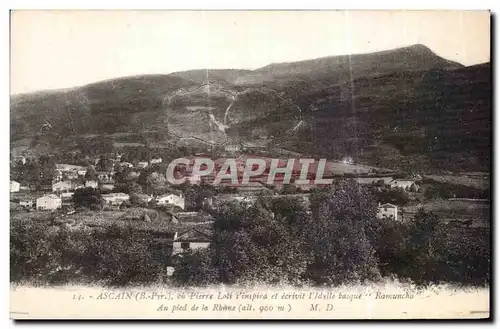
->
(11, 152, 419, 224)
(173, 154, 421, 194)
(172, 154, 322, 191)
(11, 187, 186, 212)
(9, 155, 195, 212)
(355, 176, 420, 192)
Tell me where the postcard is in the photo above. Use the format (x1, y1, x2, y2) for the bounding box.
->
(9, 10, 491, 320)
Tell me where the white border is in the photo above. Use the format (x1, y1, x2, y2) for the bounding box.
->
(2, 0, 498, 10)
(2, 1, 497, 328)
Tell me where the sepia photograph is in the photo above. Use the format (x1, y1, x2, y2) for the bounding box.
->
(9, 10, 491, 319)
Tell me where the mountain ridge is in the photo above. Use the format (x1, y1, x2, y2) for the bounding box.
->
(12, 44, 465, 97)
(10, 44, 490, 172)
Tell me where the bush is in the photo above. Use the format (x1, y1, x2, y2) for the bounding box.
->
(199, 197, 313, 286)
(10, 179, 490, 288)
(305, 182, 381, 285)
(10, 220, 172, 286)
(79, 224, 170, 286)
(374, 187, 409, 206)
(72, 187, 102, 209)
(366, 218, 409, 278)
(423, 179, 489, 200)
(10, 220, 57, 284)
(368, 209, 490, 286)
(172, 248, 219, 286)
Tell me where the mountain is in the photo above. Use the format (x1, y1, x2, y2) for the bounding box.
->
(10, 45, 490, 172)
(234, 44, 463, 85)
(277, 62, 491, 172)
(169, 69, 252, 85)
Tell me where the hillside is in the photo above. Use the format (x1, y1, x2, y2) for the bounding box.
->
(235, 44, 463, 85)
(169, 69, 252, 85)
(10, 45, 490, 172)
(269, 62, 491, 172)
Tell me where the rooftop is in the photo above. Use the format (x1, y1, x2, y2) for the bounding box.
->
(175, 227, 212, 242)
(378, 203, 398, 209)
(102, 193, 129, 198)
(39, 194, 61, 200)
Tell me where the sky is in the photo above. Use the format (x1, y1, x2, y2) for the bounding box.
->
(10, 10, 490, 95)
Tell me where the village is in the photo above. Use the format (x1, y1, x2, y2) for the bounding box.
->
(10, 152, 421, 213)
(9, 146, 490, 274)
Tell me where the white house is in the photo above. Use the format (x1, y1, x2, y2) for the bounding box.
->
(119, 162, 134, 168)
(390, 179, 418, 191)
(137, 162, 149, 169)
(342, 156, 354, 165)
(156, 193, 185, 210)
(355, 176, 394, 186)
(128, 171, 141, 179)
(377, 203, 398, 221)
(224, 143, 241, 153)
(10, 180, 20, 193)
(56, 164, 86, 172)
(64, 172, 79, 180)
(36, 194, 62, 210)
(53, 170, 64, 182)
(102, 193, 130, 206)
(96, 171, 115, 182)
(187, 174, 202, 185)
(15, 156, 26, 165)
(101, 183, 115, 191)
(151, 157, 163, 164)
(85, 180, 98, 188)
(77, 169, 87, 176)
(172, 228, 211, 256)
(19, 199, 35, 209)
(52, 180, 74, 192)
(61, 192, 74, 200)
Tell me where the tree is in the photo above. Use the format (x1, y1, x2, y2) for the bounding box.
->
(366, 218, 410, 278)
(281, 184, 300, 195)
(172, 180, 383, 286)
(146, 172, 167, 195)
(210, 197, 312, 285)
(401, 209, 446, 284)
(374, 187, 409, 206)
(128, 182, 143, 194)
(112, 181, 143, 195)
(305, 180, 381, 285)
(119, 153, 129, 164)
(129, 193, 149, 207)
(85, 165, 97, 181)
(424, 185, 440, 200)
(20, 159, 41, 187)
(96, 156, 113, 172)
(172, 248, 219, 286)
(38, 154, 57, 183)
(72, 187, 103, 209)
(82, 223, 166, 286)
(181, 184, 216, 211)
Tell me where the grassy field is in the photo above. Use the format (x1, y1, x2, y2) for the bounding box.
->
(404, 199, 489, 214)
(425, 173, 490, 190)
(325, 161, 382, 175)
(402, 199, 490, 227)
(10, 208, 212, 235)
